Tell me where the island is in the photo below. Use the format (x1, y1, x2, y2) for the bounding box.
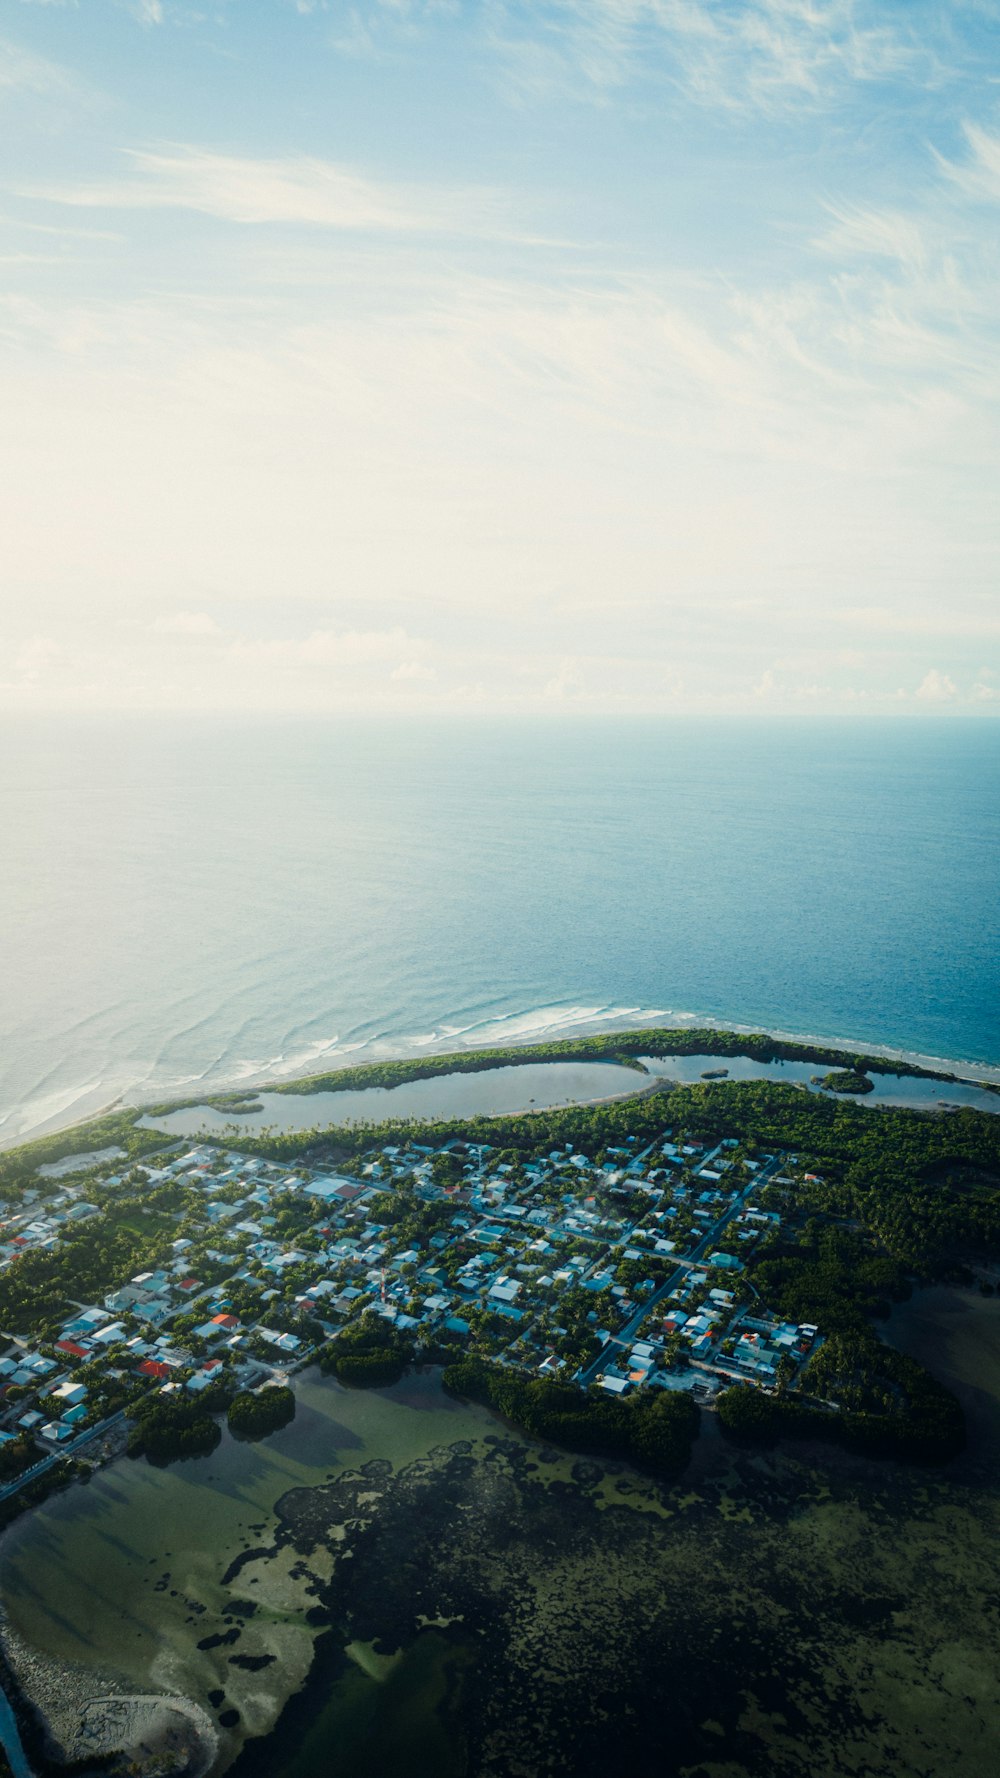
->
(0, 1026, 998, 1775)
(813, 1068, 875, 1094)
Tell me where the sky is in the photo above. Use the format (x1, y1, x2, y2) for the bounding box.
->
(2, 0, 999, 717)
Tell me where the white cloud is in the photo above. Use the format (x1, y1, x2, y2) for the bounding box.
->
(488, 0, 923, 114)
(816, 203, 927, 271)
(16, 633, 58, 674)
(543, 658, 584, 699)
(915, 668, 958, 701)
(826, 608, 1000, 640)
(24, 145, 525, 239)
(0, 633, 59, 691)
(328, 9, 379, 56)
(3, 50, 1000, 723)
(229, 627, 430, 671)
(938, 122, 1000, 205)
(0, 35, 79, 98)
(152, 610, 221, 636)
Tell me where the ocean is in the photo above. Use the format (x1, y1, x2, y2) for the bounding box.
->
(2, 715, 998, 1145)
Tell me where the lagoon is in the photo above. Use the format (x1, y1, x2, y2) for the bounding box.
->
(140, 1050, 1000, 1142)
(638, 1053, 1000, 1114)
(0, 1370, 499, 1775)
(139, 1059, 647, 1140)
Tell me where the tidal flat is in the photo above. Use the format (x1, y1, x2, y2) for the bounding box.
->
(2, 1291, 999, 1778)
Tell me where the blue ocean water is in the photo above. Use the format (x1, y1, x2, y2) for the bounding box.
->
(1, 715, 998, 1144)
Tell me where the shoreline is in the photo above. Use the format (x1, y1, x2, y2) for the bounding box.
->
(3, 1009, 999, 1157)
(0, 1612, 219, 1778)
(132, 1011, 1000, 1106)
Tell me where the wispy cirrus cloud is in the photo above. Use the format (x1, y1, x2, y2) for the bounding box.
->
(815, 202, 929, 271)
(486, 0, 930, 113)
(937, 121, 1000, 203)
(20, 143, 539, 240)
(126, 0, 164, 25)
(0, 33, 80, 98)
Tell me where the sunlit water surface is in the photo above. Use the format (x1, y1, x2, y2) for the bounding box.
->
(2, 715, 998, 1145)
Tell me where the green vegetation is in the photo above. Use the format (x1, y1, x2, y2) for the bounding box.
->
(0, 1189, 180, 1336)
(817, 1069, 874, 1094)
(128, 1383, 233, 1465)
(2, 1043, 998, 1494)
(319, 1311, 415, 1388)
(134, 1022, 955, 1125)
(227, 1386, 295, 1438)
(752, 1222, 909, 1332)
(443, 1354, 699, 1478)
(717, 1337, 963, 1462)
(0, 1436, 36, 1483)
(674, 1080, 1000, 1270)
(716, 1384, 784, 1441)
(0, 1108, 167, 1199)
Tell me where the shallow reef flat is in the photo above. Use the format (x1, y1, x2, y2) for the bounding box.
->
(220, 1418, 1000, 1778)
(3, 1292, 1000, 1778)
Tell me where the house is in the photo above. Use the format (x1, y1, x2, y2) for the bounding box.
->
(50, 1382, 87, 1407)
(303, 1177, 349, 1203)
(257, 1328, 302, 1352)
(488, 1277, 521, 1304)
(628, 1353, 654, 1374)
(138, 1359, 172, 1381)
(105, 1287, 144, 1313)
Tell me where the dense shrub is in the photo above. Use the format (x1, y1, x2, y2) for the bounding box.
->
(128, 1394, 225, 1465)
(319, 1310, 414, 1389)
(444, 1356, 699, 1479)
(227, 1386, 295, 1439)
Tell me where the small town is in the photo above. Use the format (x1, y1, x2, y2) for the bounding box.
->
(0, 1120, 825, 1497)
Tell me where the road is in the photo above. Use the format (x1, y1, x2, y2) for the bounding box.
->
(0, 1408, 129, 1505)
(576, 1150, 785, 1387)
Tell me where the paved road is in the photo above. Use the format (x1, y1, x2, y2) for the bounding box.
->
(0, 1408, 129, 1504)
(576, 1151, 785, 1386)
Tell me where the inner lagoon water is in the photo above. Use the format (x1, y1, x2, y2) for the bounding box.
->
(143, 1053, 1000, 1141)
(0, 1370, 499, 1774)
(2, 716, 999, 1147)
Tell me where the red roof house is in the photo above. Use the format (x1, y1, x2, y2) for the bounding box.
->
(138, 1360, 171, 1381)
